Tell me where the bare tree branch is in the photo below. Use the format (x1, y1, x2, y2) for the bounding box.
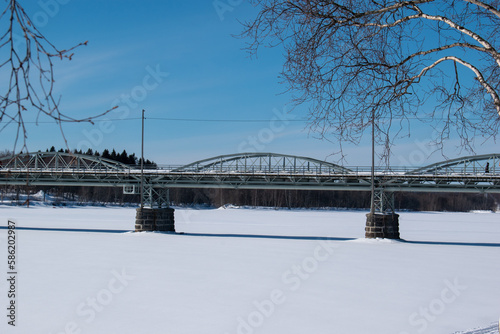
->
(409, 55, 500, 113)
(241, 0, 500, 158)
(0, 0, 115, 153)
(463, 0, 500, 18)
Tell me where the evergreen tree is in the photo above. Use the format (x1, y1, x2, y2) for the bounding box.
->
(102, 149, 111, 159)
(128, 153, 137, 165)
(120, 150, 128, 164)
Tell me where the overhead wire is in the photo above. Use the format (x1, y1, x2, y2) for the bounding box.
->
(13, 116, 490, 124)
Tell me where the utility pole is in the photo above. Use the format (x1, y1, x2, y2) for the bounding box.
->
(140, 109, 145, 209)
(370, 108, 375, 216)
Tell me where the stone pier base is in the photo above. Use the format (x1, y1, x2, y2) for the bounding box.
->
(135, 207, 175, 232)
(365, 213, 400, 239)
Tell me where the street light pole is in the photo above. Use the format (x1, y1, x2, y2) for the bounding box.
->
(140, 109, 145, 209)
(370, 108, 375, 216)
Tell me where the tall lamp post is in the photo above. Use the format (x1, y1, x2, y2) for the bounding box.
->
(370, 108, 375, 216)
(365, 107, 400, 239)
(134, 109, 175, 233)
(140, 109, 145, 209)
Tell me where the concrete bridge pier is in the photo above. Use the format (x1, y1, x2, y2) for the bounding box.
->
(365, 213, 400, 239)
(135, 207, 175, 232)
(365, 189, 400, 239)
(134, 185, 176, 232)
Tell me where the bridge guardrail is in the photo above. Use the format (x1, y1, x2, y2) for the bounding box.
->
(2, 164, 499, 176)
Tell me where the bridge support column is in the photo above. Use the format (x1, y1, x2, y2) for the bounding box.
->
(133, 184, 175, 232)
(365, 213, 400, 239)
(135, 207, 175, 232)
(365, 189, 400, 239)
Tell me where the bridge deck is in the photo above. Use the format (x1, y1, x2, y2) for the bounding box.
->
(1, 168, 499, 192)
(1, 152, 499, 193)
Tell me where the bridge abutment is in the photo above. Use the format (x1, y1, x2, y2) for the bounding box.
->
(365, 213, 400, 239)
(135, 207, 175, 232)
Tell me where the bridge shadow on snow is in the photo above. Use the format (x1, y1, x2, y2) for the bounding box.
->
(177, 232, 355, 242)
(1, 226, 499, 248)
(180, 232, 500, 247)
(399, 239, 500, 248)
(0, 226, 354, 241)
(0, 226, 129, 234)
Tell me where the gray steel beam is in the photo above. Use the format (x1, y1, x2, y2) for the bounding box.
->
(1, 152, 500, 194)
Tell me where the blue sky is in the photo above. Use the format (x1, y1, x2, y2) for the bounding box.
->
(1, 0, 497, 167)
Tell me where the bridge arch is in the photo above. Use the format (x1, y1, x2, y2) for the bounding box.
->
(0, 152, 131, 171)
(174, 152, 352, 174)
(409, 153, 500, 174)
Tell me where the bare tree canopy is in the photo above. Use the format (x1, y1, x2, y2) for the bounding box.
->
(241, 0, 500, 156)
(0, 1, 112, 152)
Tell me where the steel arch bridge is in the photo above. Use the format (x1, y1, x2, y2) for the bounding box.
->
(172, 152, 352, 174)
(1, 151, 500, 209)
(0, 151, 131, 171)
(409, 153, 500, 175)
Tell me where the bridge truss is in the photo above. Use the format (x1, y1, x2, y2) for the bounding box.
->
(1, 152, 499, 210)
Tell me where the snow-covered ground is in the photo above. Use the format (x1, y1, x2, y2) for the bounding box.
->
(0, 204, 498, 334)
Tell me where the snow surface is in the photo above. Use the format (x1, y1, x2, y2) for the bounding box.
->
(0, 205, 499, 334)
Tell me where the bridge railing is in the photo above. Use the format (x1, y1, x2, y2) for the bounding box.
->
(4, 164, 494, 175)
(1, 158, 498, 176)
(2, 163, 498, 177)
(151, 165, 498, 176)
(154, 165, 349, 174)
(405, 166, 498, 176)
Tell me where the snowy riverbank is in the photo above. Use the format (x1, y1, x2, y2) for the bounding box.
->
(0, 206, 498, 334)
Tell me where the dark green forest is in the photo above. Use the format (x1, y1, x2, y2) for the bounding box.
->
(45, 146, 157, 167)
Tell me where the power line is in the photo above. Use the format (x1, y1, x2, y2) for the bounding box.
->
(20, 117, 309, 124)
(15, 116, 492, 125)
(146, 117, 307, 123)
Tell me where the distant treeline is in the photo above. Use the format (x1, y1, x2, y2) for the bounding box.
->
(168, 188, 500, 212)
(2, 185, 499, 212)
(45, 146, 157, 167)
